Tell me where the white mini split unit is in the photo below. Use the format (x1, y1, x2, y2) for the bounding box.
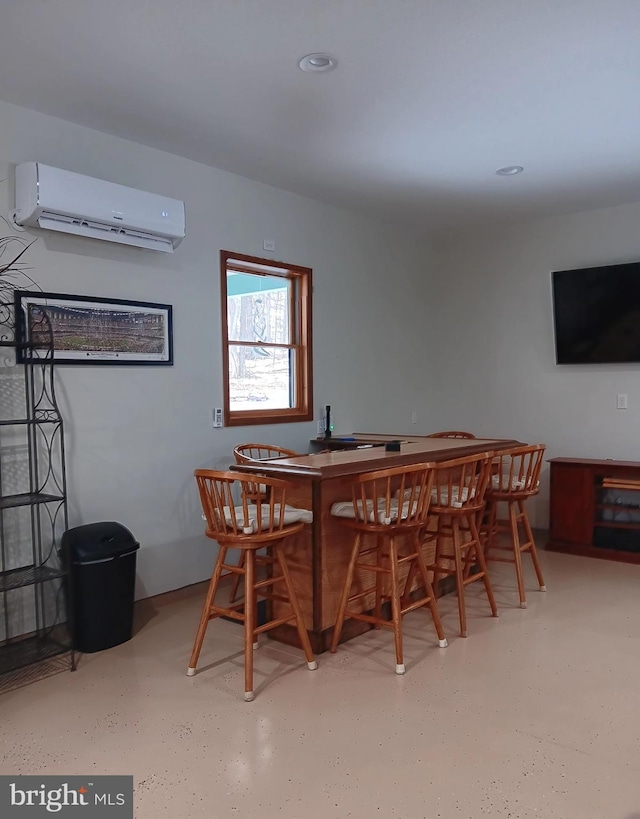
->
(13, 162, 185, 253)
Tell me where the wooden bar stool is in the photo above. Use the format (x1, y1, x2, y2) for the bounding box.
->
(483, 444, 547, 608)
(188, 469, 317, 701)
(425, 452, 498, 637)
(233, 442, 298, 472)
(230, 443, 299, 604)
(329, 462, 447, 675)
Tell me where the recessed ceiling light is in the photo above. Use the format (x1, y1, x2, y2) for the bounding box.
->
(495, 165, 524, 176)
(298, 53, 337, 73)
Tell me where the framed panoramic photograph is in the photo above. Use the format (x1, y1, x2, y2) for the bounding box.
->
(14, 291, 173, 365)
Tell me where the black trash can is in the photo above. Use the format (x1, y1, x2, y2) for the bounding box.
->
(63, 522, 139, 653)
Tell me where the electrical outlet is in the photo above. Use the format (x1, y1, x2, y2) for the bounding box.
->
(617, 393, 628, 410)
(213, 408, 223, 428)
(263, 239, 275, 252)
(411, 410, 418, 424)
(317, 419, 325, 436)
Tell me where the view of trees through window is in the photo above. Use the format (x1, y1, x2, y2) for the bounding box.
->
(221, 251, 312, 426)
(226, 273, 293, 410)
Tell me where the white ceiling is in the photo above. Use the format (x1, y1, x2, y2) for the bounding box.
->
(2, 0, 640, 237)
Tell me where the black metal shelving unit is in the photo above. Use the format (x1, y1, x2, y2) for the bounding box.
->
(0, 300, 74, 682)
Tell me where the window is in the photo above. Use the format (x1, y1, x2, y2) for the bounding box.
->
(221, 250, 313, 426)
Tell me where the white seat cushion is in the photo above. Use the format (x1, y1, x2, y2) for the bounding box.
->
(395, 485, 476, 509)
(331, 498, 419, 525)
(431, 485, 476, 508)
(331, 499, 379, 523)
(491, 474, 538, 492)
(205, 504, 312, 533)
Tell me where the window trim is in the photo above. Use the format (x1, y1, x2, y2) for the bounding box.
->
(220, 250, 313, 427)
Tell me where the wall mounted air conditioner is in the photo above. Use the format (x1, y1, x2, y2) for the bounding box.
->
(13, 162, 185, 253)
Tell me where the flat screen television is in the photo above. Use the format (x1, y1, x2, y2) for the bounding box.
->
(552, 261, 640, 364)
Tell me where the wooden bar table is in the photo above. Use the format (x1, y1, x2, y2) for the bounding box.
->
(234, 435, 521, 653)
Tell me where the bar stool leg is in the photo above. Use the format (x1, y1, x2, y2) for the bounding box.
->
(401, 533, 421, 609)
(274, 543, 317, 670)
(229, 551, 245, 604)
(519, 500, 547, 591)
(430, 521, 444, 596)
(187, 546, 228, 676)
(468, 514, 499, 618)
(414, 534, 448, 647)
(508, 502, 527, 609)
(388, 536, 405, 674)
(244, 549, 256, 701)
(330, 533, 362, 653)
(462, 512, 480, 578)
(374, 534, 384, 627)
(452, 520, 468, 637)
(483, 502, 497, 558)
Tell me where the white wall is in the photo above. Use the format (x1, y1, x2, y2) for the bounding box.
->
(0, 100, 436, 598)
(433, 201, 640, 526)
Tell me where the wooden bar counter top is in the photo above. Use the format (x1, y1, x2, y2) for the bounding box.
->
(234, 435, 521, 652)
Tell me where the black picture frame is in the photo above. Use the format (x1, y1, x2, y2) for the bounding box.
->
(14, 291, 173, 365)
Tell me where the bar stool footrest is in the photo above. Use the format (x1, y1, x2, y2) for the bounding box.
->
(400, 596, 433, 615)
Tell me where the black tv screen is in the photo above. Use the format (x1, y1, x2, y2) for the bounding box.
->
(552, 262, 640, 364)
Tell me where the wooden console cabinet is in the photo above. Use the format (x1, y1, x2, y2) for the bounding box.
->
(547, 457, 640, 564)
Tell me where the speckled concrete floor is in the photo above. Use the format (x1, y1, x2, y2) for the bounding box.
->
(2, 548, 640, 819)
